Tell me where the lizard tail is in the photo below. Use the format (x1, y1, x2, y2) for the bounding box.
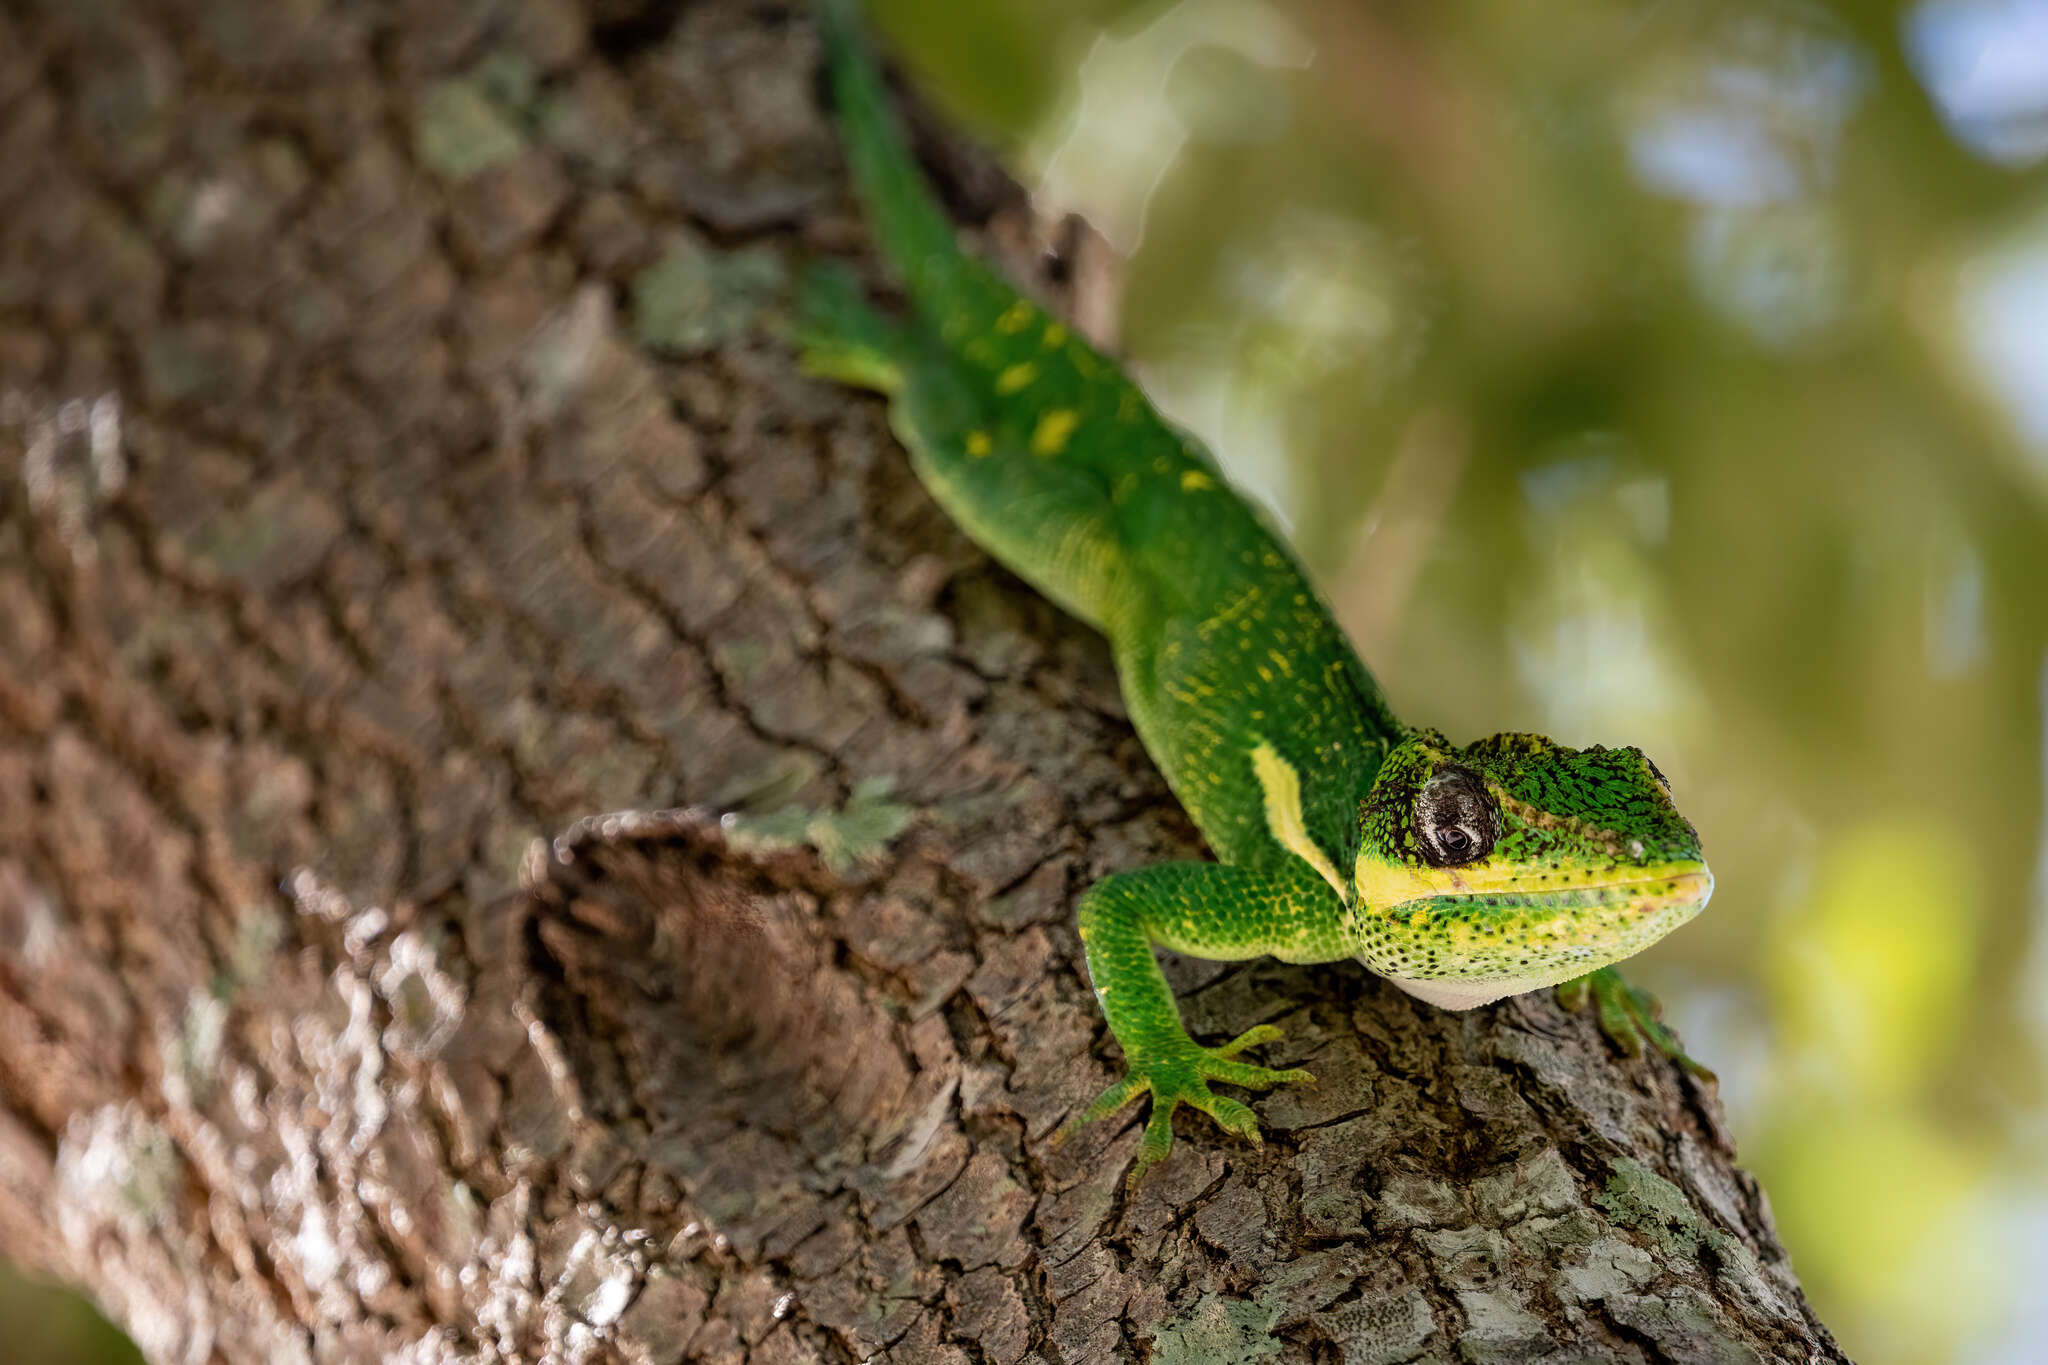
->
(814, 0, 964, 311)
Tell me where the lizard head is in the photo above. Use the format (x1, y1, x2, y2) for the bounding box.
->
(1350, 730, 1711, 1010)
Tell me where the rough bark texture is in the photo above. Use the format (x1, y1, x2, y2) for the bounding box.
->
(0, 1, 1847, 1361)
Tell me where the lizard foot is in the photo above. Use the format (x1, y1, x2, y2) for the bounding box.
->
(1558, 966, 1715, 1082)
(1054, 1023, 1314, 1185)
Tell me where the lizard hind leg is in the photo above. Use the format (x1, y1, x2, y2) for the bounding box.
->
(794, 259, 907, 394)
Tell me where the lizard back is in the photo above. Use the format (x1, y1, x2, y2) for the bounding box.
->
(811, 0, 1405, 879)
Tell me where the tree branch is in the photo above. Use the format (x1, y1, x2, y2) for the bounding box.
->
(0, 0, 1845, 1359)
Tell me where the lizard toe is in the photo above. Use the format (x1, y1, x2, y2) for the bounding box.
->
(1207, 1057, 1314, 1090)
(1214, 1023, 1287, 1058)
(1196, 1093, 1263, 1142)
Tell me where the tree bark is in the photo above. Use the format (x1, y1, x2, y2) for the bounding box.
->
(0, 1, 1847, 1361)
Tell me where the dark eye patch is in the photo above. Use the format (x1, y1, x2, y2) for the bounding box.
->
(1414, 764, 1499, 867)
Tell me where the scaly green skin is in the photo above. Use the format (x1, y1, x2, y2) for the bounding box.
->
(802, 0, 1715, 1181)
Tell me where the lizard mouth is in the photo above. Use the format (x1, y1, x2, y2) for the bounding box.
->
(1422, 862, 1714, 922)
(1575, 865, 1714, 915)
(1355, 862, 1713, 1009)
(1357, 857, 1714, 918)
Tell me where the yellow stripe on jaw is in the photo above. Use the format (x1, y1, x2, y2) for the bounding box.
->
(1249, 741, 1350, 903)
(1031, 408, 1080, 456)
(1354, 856, 1514, 912)
(1352, 850, 1712, 917)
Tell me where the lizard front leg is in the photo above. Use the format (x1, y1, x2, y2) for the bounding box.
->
(1056, 861, 1337, 1182)
(1558, 967, 1716, 1081)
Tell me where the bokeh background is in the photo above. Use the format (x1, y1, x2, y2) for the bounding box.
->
(9, 0, 2046, 1360)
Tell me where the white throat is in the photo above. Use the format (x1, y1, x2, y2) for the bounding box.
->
(1385, 971, 1564, 1011)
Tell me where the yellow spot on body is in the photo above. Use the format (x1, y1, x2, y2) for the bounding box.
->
(1249, 741, 1349, 903)
(996, 362, 1037, 394)
(1031, 408, 1081, 456)
(965, 430, 992, 458)
(997, 300, 1034, 333)
(1409, 910, 1429, 928)
(1182, 470, 1214, 492)
(1042, 321, 1067, 347)
(1267, 650, 1293, 675)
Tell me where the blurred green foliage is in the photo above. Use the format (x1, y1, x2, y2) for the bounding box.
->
(877, 0, 2048, 1359)
(0, 1264, 142, 1365)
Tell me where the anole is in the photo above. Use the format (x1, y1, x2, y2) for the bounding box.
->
(799, 0, 1715, 1182)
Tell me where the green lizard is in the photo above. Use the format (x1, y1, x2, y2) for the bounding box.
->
(799, 0, 1715, 1181)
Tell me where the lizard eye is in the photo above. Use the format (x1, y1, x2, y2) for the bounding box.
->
(1415, 765, 1498, 867)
